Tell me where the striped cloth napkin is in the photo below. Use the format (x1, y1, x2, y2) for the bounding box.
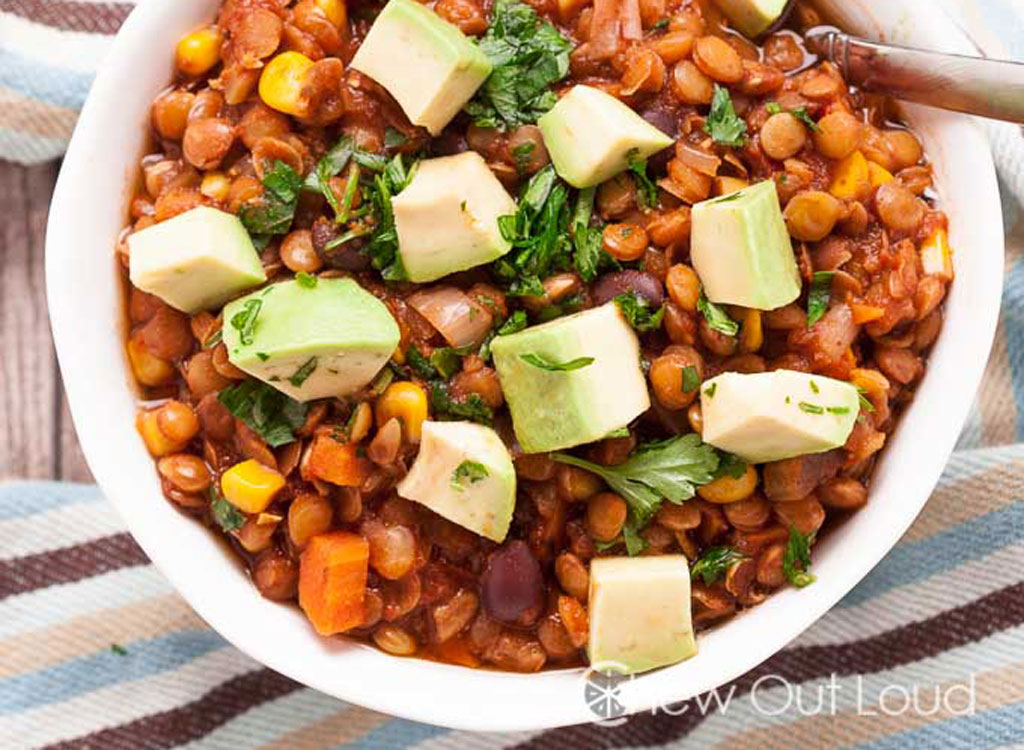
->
(3, 1, 1024, 748)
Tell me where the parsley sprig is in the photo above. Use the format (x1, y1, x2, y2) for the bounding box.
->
(698, 291, 739, 336)
(704, 85, 748, 147)
(217, 380, 308, 447)
(783, 526, 817, 588)
(240, 161, 304, 242)
(691, 546, 748, 585)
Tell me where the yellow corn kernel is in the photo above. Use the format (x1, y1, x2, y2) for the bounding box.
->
(221, 459, 286, 514)
(375, 381, 429, 443)
(739, 308, 763, 353)
(697, 464, 758, 504)
(714, 176, 749, 197)
(391, 345, 406, 365)
(315, 0, 346, 28)
(200, 172, 232, 202)
(920, 227, 954, 281)
(867, 160, 894, 188)
(176, 27, 223, 77)
(136, 410, 186, 457)
(829, 150, 871, 200)
(259, 52, 315, 116)
(127, 337, 175, 386)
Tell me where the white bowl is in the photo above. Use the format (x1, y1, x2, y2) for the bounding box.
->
(46, 0, 1004, 731)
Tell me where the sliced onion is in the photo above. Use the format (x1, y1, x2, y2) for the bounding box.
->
(620, 0, 642, 40)
(407, 286, 493, 349)
(589, 0, 622, 60)
(676, 143, 722, 177)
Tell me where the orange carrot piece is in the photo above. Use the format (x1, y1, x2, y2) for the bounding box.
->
(850, 303, 885, 325)
(299, 531, 369, 635)
(307, 434, 371, 487)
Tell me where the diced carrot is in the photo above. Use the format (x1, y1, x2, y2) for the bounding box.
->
(829, 151, 871, 200)
(432, 636, 482, 668)
(299, 531, 369, 636)
(307, 433, 371, 487)
(850, 303, 885, 325)
(867, 161, 894, 188)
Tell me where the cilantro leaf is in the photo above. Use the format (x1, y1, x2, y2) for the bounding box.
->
(384, 127, 409, 148)
(364, 153, 417, 281)
(217, 380, 308, 447)
(691, 546, 747, 585)
(296, 271, 317, 288)
(520, 353, 594, 371)
(553, 434, 720, 554)
(626, 148, 659, 208)
(571, 186, 611, 282)
(240, 161, 304, 238)
(464, 0, 573, 130)
(806, 271, 835, 327)
(714, 451, 747, 480)
(230, 298, 262, 346)
(704, 85, 748, 147)
(452, 460, 489, 490)
(288, 357, 317, 387)
(614, 293, 665, 333)
(497, 310, 528, 335)
(682, 365, 700, 393)
(783, 525, 816, 588)
(210, 487, 245, 532)
(430, 382, 494, 425)
(698, 291, 739, 336)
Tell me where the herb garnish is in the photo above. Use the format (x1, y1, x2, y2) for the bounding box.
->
(520, 353, 594, 372)
(782, 526, 816, 588)
(614, 293, 665, 333)
(698, 291, 739, 336)
(799, 401, 824, 414)
(364, 153, 417, 281)
(240, 161, 304, 240)
(704, 382, 717, 398)
(571, 186, 613, 282)
(464, 0, 573, 130)
(626, 148, 659, 208)
(217, 380, 308, 447)
(512, 142, 535, 174)
(806, 271, 835, 327)
(682, 365, 700, 393)
(714, 451, 748, 480)
(384, 127, 410, 148)
(430, 382, 494, 425)
(856, 386, 876, 413)
(553, 434, 720, 555)
(210, 486, 245, 533)
(296, 271, 317, 288)
(766, 102, 820, 132)
(704, 85, 748, 147)
(827, 406, 851, 415)
(288, 357, 318, 387)
(691, 546, 748, 585)
(497, 310, 528, 335)
(810, 380, 820, 394)
(452, 460, 489, 490)
(230, 299, 263, 346)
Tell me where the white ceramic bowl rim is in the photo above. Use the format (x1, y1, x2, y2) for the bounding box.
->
(46, 0, 1005, 732)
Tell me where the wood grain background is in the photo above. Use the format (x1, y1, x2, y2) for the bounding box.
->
(0, 161, 92, 482)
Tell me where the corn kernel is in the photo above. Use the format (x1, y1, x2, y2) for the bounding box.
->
(136, 409, 186, 457)
(829, 150, 870, 200)
(714, 176, 749, 197)
(127, 337, 175, 386)
(259, 52, 315, 117)
(920, 228, 954, 281)
(867, 161, 894, 188)
(221, 459, 286, 514)
(200, 172, 232, 202)
(176, 27, 223, 77)
(697, 464, 758, 504)
(375, 381, 429, 443)
(739, 308, 763, 353)
(315, 0, 346, 28)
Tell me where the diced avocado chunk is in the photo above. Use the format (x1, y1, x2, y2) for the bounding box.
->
(588, 556, 697, 675)
(128, 206, 266, 314)
(222, 278, 400, 402)
(350, 0, 492, 136)
(712, 0, 790, 38)
(700, 370, 859, 463)
(538, 85, 673, 188)
(397, 421, 515, 542)
(690, 180, 801, 311)
(491, 303, 650, 453)
(393, 152, 516, 283)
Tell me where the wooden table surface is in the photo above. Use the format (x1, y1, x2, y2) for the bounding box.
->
(1, 160, 92, 482)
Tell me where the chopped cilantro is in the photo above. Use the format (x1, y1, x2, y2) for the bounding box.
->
(217, 380, 308, 447)
(682, 365, 700, 393)
(806, 271, 835, 327)
(364, 153, 417, 281)
(783, 525, 816, 588)
(691, 546, 747, 585)
(230, 298, 262, 346)
(384, 127, 409, 148)
(240, 161, 304, 239)
(464, 0, 572, 130)
(296, 271, 317, 288)
(698, 291, 739, 336)
(614, 293, 665, 333)
(765, 102, 820, 132)
(626, 148, 660, 208)
(651, 17, 670, 31)
(430, 382, 494, 425)
(704, 382, 717, 398)
(452, 460, 489, 490)
(407, 346, 437, 380)
(210, 486, 245, 533)
(856, 386, 876, 413)
(704, 85, 748, 147)
(810, 380, 820, 394)
(571, 186, 614, 282)
(827, 406, 851, 415)
(520, 353, 594, 372)
(799, 401, 824, 414)
(288, 357, 317, 387)
(714, 451, 747, 480)
(497, 310, 528, 335)
(512, 142, 535, 174)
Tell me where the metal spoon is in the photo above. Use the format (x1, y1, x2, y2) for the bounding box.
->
(805, 26, 1024, 124)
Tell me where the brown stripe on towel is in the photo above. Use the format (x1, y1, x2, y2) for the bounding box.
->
(0, 0, 134, 35)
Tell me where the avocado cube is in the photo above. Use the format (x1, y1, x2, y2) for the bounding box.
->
(491, 303, 650, 453)
(588, 556, 697, 675)
(350, 0, 492, 136)
(393, 152, 517, 283)
(538, 85, 673, 188)
(128, 206, 266, 314)
(397, 421, 516, 542)
(700, 370, 859, 463)
(712, 0, 790, 38)
(690, 180, 801, 311)
(222, 278, 400, 402)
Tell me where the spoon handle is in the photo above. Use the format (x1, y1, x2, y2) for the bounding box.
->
(806, 27, 1024, 124)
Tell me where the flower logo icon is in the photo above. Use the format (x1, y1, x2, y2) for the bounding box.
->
(580, 661, 634, 726)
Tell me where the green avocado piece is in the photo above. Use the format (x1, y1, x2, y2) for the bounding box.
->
(712, 0, 790, 38)
(222, 278, 400, 402)
(397, 421, 516, 542)
(127, 206, 266, 314)
(350, 0, 492, 136)
(700, 369, 860, 463)
(538, 85, 673, 188)
(690, 180, 801, 311)
(393, 152, 517, 283)
(588, 556, 698, 675)
(491, 302, 650, 453)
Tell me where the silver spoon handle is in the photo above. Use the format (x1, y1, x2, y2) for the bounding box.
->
(806, 27, 1024, 124)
